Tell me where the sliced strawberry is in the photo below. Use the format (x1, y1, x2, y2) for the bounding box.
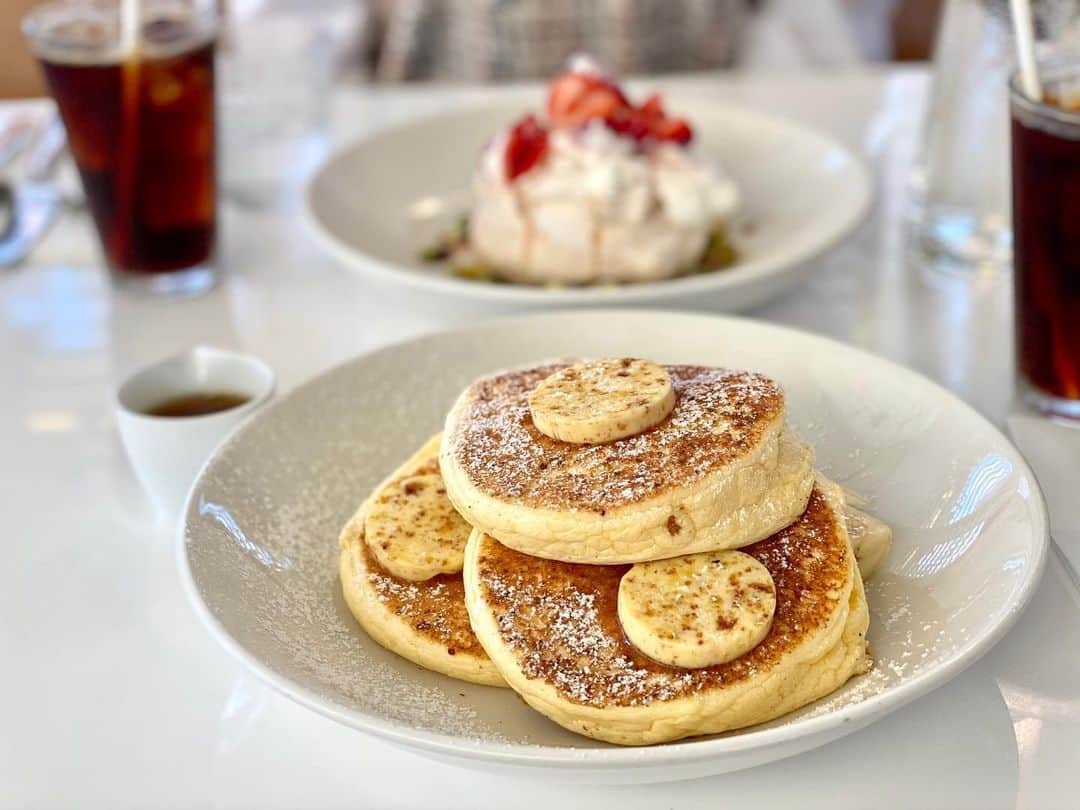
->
(547, 72, 630, 128)
(638, 93, 665, 120)
(547, 74, 590, 121)
(548, 71, 692, 147)
(600, 89, 692, 146)
(570, 88, 627, 125)
(651, 116, 693, 145)
(604, 108, 652, 141)
(504, 114, 549, 181)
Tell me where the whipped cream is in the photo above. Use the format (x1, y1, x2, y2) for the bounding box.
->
(470, 122, 739, 284)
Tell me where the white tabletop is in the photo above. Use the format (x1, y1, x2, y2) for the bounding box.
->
(4, 68, 1080, 809)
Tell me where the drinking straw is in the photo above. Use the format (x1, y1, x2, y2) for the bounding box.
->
(117, 0, 141, 262)
(1008, 3, 1072, 392)
(120, 0, 139, 59)
(1009, 0, 1042, 100)
(217, 0, 235, 54)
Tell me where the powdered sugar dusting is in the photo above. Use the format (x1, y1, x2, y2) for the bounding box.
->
(363, 543, 488, 657)
(184, 374, 508, 742)
(491, 574, 695, 705)
(793, 574, 955, 722)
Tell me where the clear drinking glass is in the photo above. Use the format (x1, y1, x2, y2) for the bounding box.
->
(909, 0, 1078, 273)
(218, 0, 341, 209)
(1010, 56, 1080, 419)
(908, 0, 1014, 271)
(23, 0, 219, 297)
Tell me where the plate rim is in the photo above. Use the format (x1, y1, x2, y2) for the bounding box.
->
(178, 309, 1049, 769)
(301, 98, 874, 305)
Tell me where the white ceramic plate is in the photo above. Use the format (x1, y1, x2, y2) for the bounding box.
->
(303, 96, 872, 312)
(179, 311, 1047, 783)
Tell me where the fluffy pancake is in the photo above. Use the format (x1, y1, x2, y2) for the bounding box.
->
(339, 435, 506, 687)
(463, 480, 870, 745)
(442, 363, 816, 564)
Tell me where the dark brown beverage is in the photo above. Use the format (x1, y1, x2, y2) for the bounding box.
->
(1011, 63, 1080, 415)
(145, 392, 249, 417)
(25, 2, 217, 294)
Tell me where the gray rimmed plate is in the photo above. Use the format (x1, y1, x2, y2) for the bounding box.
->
(179, 310, 1047, 783)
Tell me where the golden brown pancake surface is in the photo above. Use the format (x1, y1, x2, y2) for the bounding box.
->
(339, 433, 504, 686)
(358, 542, 487, 660)
(472, 486, 849, 708)
(447, 363, 785, 513)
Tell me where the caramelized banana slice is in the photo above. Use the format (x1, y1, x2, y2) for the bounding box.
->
(366, 471, 472, 581)
(528, 358, 675, 445)
(618, 550, 776, 668)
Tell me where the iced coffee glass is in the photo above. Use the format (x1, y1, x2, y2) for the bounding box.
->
(1010, 56, 1080, 418)
(24, 0, 218, 296)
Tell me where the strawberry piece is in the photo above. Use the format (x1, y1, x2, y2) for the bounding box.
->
(547, 72, 630, 128)
(604, 108, 652, 141)
(547, 71, 693, 147)
(547, 74, 590, 121)
(638, 93, 665, 120)
(572, 88, 627, 125)
(504, 114, 549, 180)
(651, 116, 693, 145)
(601, 90, 692, 146)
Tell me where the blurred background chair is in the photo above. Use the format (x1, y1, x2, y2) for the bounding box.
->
(360, 0, 943, 81)
(1, 0, 942, 98)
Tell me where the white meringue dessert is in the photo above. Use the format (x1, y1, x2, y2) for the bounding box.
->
(427, 60, 741, 286)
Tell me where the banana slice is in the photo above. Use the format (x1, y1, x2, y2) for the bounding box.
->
(365, 471, 473, 582)
(528, 358, 675, 445)
(618, 550, 776, 668)
(844, 505, 892, 580)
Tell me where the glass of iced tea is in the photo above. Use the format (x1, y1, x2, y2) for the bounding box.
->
(24, 0, 218, 296)
(1010, 56, 1080, 419)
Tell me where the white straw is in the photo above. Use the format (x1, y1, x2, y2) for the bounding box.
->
(120, 0, 139, 58)
(1009, 0, 1042, 100)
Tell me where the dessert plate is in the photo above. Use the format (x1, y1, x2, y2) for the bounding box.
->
(179, 311, 1047, 783)
(303, 96, 871, 312)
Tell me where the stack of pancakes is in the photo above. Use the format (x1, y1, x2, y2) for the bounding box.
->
(339, 359, 891, 745)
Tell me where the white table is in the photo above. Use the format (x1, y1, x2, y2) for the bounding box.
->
(4, 68, 1080, 809)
